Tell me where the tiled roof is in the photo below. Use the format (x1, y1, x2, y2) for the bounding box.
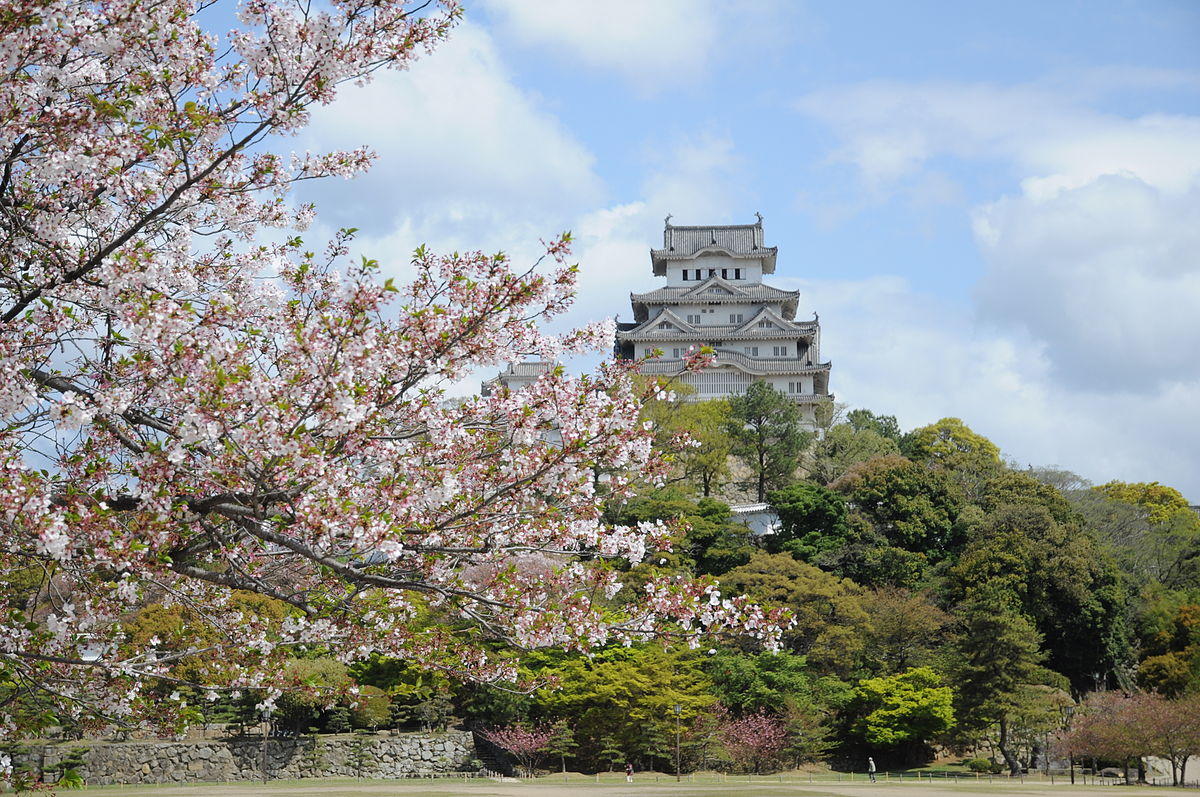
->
(631, 283, 798, 303)
(650, 219, 777, 274)
(629, 278, 802, 322)
(480, 361, 555, 395)
(635, 354, 831, 377)
(659, 223, 765, 256)
(500, 361, 555, 377)
(617, 319, 818, 342)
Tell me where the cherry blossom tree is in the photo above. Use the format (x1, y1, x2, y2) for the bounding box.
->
(719, 710, 788, 774)
(0, 0, 786, 736)
(478, 723, 555, 777)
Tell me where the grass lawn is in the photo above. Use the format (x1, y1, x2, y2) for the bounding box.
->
(71, 772, 1198, 797)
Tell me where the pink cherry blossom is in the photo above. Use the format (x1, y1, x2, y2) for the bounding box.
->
(0, 0, 787, 736)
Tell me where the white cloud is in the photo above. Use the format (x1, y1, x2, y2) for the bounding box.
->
(973, 175, 1200, 389)
(568, 134, 752, 329)
(301, 22, 602, 259)
(793, 77, 1200, 495)
(796, 83, 1200, 383)
(476, 0, 788, 92)
(783, 275, 1200, 500)
(797, 82, 1200, 194)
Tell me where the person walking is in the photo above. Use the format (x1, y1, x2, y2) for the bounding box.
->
(625, 762, 634, 783)
(868, 756, 877, 783)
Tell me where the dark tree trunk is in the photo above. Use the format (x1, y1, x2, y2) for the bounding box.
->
(998, 716, 1020, 776)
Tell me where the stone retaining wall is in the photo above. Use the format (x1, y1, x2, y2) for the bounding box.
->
(14, 731, 476, 786)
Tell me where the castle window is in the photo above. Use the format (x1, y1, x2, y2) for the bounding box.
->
(682, 269, 690, 280)
(735, 268, 742, 279)
(686, 314, 701, 324)
(773, 346, 787, 356)
(721, 269, 728, 279)
(708, 269, 716, 277)
(729, 313, 743, 324)
(758, 320, 773, 328)
(744, 346, 759, 356)
(658, 321, 671, 330)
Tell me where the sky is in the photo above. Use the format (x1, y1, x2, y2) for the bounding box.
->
(293, 0, 1200, 499)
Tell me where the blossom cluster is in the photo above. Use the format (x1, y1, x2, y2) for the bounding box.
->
(0, 0, 786, 735)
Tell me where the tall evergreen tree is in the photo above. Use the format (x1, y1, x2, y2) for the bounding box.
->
(951, 589, 1045, 776)
(726, 382, 810, 501)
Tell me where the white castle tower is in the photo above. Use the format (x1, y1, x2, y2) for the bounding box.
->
(615, 216, 832, 424)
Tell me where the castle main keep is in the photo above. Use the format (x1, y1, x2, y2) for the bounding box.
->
(614, 216, 832, 424)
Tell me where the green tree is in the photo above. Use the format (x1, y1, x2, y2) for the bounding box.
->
(720, 552, 869, 675)
(902, 418, 1002, 497)
(845, 409, 902, 442)
(1134, 597, 1200, 696)
(808, 423, 901, 485)
(545, 719, 578, 773)
(950, 504, 1130, 691)
(1094, 481, 1191, 524)
(832, 455, 965, 562)
(676, 400, 734, 497)
(642, 391, 733, 497)
(704, 650, 823, 715)
(950, 590, 1045, 776)
(530, 645, 715, 771)
(1092, 496, 1199, 589)
(611, 489, 753, 576)
(726, 381, 810, 501)
(350, 685, 391, 731)
(273, 658, 352, 735)
(766, 483, 849, 562)
(1077, 482, 1200, 589)
(848, 667, 955, 750)
(860, 588, 951, 675)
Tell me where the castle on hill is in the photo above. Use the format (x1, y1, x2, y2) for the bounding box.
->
(614, 216, 832, 424)
(483, 216, 833, 426)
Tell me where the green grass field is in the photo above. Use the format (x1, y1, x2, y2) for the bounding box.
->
(69, 771, 1197, 797)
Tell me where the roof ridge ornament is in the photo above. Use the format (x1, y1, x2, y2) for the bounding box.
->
(664, 213, 673, 227)
(755, 211, 763, 224)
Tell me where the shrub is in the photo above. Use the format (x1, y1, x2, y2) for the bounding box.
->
(351, 686, 391, 731)
(964, 757, 1003, 774)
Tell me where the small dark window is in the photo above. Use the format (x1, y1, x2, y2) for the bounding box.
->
(721, 269, 728, 279)
(735, 268, 742, 279)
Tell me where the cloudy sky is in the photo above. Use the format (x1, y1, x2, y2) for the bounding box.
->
(295, 1, 1200, 499)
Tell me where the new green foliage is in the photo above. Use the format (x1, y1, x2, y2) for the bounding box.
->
(849, 667, 955, 747)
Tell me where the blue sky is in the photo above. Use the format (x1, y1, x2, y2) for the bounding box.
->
(295, 0, 1200, 498)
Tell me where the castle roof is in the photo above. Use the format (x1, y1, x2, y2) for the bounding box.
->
(629, 275, 799, 321)
(651, 219, 777, 275)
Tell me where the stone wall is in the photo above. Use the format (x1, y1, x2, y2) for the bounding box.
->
(14, 731, 476, 786)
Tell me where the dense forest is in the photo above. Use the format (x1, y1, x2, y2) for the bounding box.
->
(40, 382, 1196, 779)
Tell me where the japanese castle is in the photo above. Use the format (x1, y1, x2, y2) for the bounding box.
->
(614, 216, 832, 424)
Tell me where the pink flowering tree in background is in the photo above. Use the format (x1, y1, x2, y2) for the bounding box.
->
(0, 0, 788, 736)
(1059, 692, 1200, 787)
(719, 710, 789, 774)
(477, 723, 556, 777)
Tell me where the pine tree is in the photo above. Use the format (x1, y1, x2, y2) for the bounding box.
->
(726, 382, 810, 501)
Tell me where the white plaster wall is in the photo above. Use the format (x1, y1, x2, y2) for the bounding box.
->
(664, 259, 763, 286)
